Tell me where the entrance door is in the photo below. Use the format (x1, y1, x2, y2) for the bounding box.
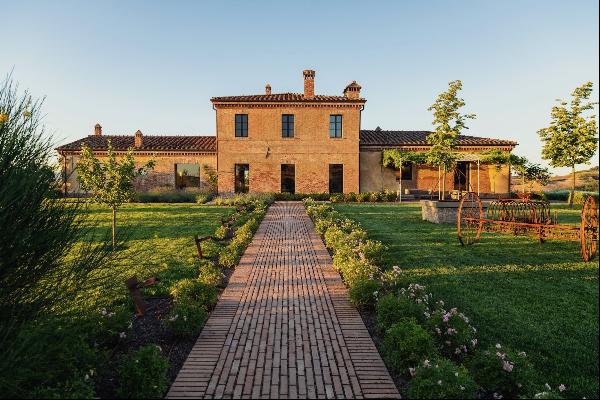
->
(281, 164, 295, 194)
(329, 164, 343, 193)
(454, 162, 469, 191)
(234, 164, 249, 193)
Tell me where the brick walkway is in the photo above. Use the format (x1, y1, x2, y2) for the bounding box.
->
(167, 202, 400, 399)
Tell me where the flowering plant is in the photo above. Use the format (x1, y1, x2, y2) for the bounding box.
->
(408, 358, 478, 399)
(426, 302, 477, 360)
(469, 344, 538, 398)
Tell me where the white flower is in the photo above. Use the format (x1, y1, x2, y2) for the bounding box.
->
(460, 386, 465, 391)
(558, 384, 566, 392)
(119, 331, 126, 339)
(455, 372, 459, 377)
(437, 380, 442, 385)
(101, 308, 107, 316)
(156, 345, 162, 352)
(84, 374, 90, 381)
(492, 393, 503, 399)
(423, 359, 431, 368)
(408, 367, 416, 377)
(545, 383, 551, 391)
(496, 343, 502, 349)
(518, 351, 527, 357)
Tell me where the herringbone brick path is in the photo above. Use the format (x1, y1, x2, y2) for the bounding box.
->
(167, 202, 400, 399)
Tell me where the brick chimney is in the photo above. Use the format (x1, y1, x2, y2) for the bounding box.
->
(94, 123, 102, 136)
(343, 81, 362, 99)
(134, 130, 143, 148)
(265, 83, 272, 95)
(303, 69, 315, 99)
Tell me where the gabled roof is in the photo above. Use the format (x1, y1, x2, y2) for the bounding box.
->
(56, 135, 216, 152)
(359, 129, 517, 147)
(211, 92, 365, 103)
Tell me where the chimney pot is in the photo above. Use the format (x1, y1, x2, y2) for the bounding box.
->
(134, 130, 143, 148)
(94, 123, 102, 136)
(343, 80, 362, 99)
(265, 83, 272, 95)
(303, 69, 315, 99)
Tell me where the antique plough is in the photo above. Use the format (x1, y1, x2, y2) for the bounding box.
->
(457, 192, 598, 262)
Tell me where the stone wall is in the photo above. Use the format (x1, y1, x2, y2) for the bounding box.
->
(420, 199, 489, 224)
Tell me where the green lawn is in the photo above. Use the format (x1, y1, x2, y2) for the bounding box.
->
(333, 202, 599, 398)
(69, 202, 234, 312)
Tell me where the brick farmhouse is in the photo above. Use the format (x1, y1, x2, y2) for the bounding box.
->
(57, 70, 517, 196)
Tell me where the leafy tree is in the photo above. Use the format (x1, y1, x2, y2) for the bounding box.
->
(521, 162, 551, 192)
(427, 80, 476, 199)
(538, 82, 598, 207)
(77, 141, 155, 247)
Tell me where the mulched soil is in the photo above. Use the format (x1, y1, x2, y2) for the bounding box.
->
(95, 263, 236, 399)
(95, 297, 197, 398)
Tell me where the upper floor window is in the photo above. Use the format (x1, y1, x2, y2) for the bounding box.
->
(329, 115, 342, 138)
(282, 114, 294, 138)
(235, 114, 248, 137)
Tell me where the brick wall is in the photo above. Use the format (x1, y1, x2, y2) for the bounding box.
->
(359, 149, 511, 195)
(60, 152, 217, 194)
(215, 105, 362, 194)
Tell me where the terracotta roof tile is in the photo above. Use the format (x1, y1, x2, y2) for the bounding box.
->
(56, 135, 216, 152)
(211, 92, 365, 103)
(359, 130, 517, 147)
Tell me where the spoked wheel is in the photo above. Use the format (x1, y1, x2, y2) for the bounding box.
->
(580, 196, 598, 262)
(458, 192, 483, 246)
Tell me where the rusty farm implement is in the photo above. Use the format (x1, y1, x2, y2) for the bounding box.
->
(457, 192, 598, 262)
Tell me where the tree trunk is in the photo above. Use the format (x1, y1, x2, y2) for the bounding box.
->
(112, 207, 117, 248)
(438, 166, 441, 200)
(441, 166, 446, 200)
(569, 166, 576, 209)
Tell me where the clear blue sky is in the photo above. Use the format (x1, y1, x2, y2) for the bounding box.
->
(2, 0, 598, 174)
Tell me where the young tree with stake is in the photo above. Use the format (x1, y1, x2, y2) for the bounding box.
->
(427, 80, 476, 200)
(77, 141, 155, 247)
(538, 82, 598, 208)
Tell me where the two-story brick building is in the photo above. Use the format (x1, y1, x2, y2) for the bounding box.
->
(57, 70, 517, 196)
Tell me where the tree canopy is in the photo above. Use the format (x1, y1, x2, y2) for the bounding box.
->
(77, 141, 155, 247)
(538, 82, 598, 206)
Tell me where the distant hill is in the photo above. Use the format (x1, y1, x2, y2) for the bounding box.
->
(512, 166, 599, 192)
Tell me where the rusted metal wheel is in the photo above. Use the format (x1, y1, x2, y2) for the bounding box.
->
(458, 192, 483, 246)
(580, 196, 598, 262)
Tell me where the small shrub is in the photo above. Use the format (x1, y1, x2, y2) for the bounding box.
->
(0, 318, 98, 398)
(407, 358, 478, 399)
(336, 258, 379, 287)
(380, 265, 408, 292)
(195, 192, 214, 204)
(357, 192, 370, 202)
(330, 193, 344, 203)
(344, 192, 358, 202)
(368, 192, 380, 202)
(348, 278, 380, 309)
(376, 293, 428, 331)
(170, 279, 217, 310)
(426, 302, 477, 360)
(198, 260, 224, 287)
(117, 345, 169, 399)
(165, 303, 208, 337)
(382, 318, 438, 373)
(568, 191, 599, 205)
(468, 344, 538, 398)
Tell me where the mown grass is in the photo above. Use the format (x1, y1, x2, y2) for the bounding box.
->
(67, 202, 234, 313)
(333, 202, 599, 398)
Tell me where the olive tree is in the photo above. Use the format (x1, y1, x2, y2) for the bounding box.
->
(427, 80, 476, 199)
(538, 82, 598, 207)
(77, 141, 155, 247)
